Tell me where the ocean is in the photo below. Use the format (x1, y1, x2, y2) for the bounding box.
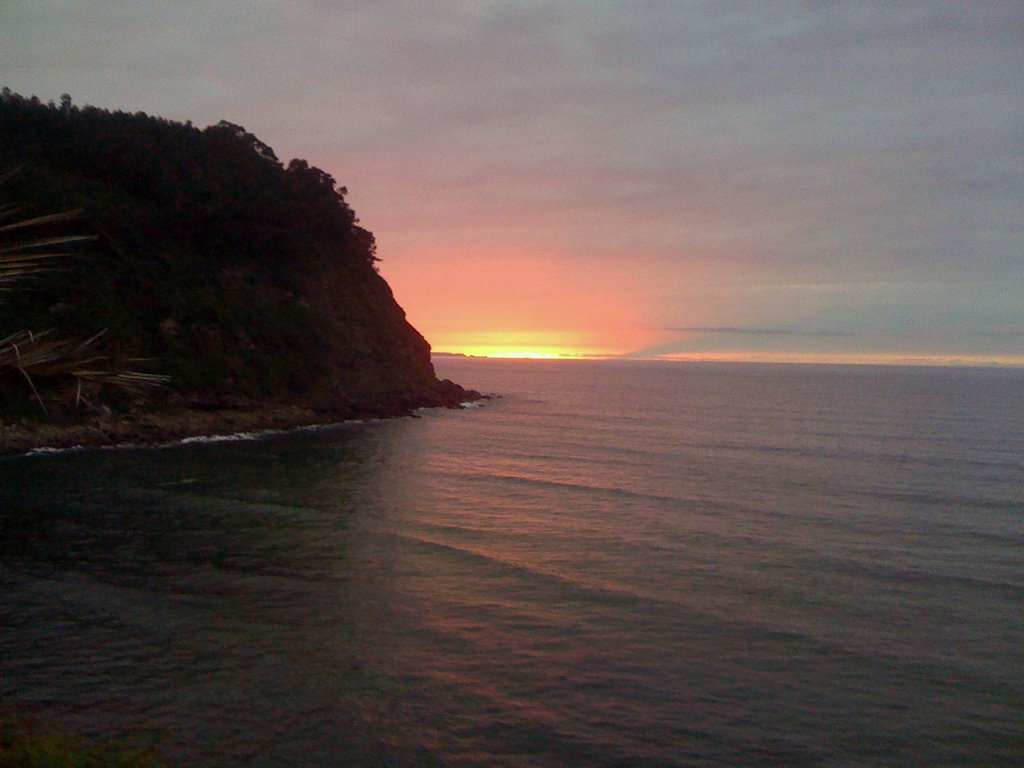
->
(1, 358, 1022, 767)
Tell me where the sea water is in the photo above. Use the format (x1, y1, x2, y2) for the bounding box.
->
(1, 359, 1021, 766)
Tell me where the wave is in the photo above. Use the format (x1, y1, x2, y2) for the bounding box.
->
(177, 429, 289, 445)
(369, 526, 1007, 706)
(851, 487, 1024, 514)
(13, 418, 371, 458)
(827, 555, 1024, 597)
(24, 444, 88, 456)
(453, 469, 692, 508)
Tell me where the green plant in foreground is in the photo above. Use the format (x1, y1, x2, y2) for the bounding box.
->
(0, 718, 163, 768)
(0, 171, 167, 413)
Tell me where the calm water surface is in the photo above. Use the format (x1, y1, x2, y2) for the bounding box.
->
(2, 359, 1022, 766)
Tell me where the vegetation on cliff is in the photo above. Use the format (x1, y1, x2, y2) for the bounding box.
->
(0, 186, 169, 416)
(0, 90, 470, 424)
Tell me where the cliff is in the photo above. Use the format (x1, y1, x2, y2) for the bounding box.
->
(0, 90, 475, 440)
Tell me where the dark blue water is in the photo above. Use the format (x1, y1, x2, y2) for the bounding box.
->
(2, 359, 1022, 766)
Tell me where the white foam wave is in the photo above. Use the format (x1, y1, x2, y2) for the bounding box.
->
(24, 444, 86, 456)
(178, 429, 284, 445)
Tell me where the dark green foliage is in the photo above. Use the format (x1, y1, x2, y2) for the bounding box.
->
(0, 90, 430, 414)
(0, 90, 376, 268)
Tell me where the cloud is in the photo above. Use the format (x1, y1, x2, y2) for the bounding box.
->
(1, 1, 1022, 359)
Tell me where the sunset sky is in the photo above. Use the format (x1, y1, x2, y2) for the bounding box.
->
(3, 2, 1022, 364)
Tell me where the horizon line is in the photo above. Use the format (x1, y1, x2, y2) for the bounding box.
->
(433, 350, 1024, 369)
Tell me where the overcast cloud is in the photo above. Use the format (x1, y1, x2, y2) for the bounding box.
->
(2, 1, 1022, 360)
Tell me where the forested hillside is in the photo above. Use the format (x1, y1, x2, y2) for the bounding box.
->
(0, 90, 470, 423)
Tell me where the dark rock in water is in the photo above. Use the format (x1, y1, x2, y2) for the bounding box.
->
(427, 378, 483, 408)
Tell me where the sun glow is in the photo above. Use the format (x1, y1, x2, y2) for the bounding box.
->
(382, 247, 657, 362)
(473, 349, 563, 359)
(431, 328, 619, 360)
(440, 346, 598, 359)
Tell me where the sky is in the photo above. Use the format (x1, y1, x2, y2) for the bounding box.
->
(3, 1, 1022, 363)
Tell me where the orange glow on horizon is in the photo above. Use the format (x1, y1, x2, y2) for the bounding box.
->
(382, 247, 657, 362)
(437, 346, 610, 359)
(454, 349, 566, 359)
(429, 327, 627, 360)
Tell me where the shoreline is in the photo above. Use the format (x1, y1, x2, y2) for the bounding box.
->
(0, 397, 483, 457)
(0, 406, 333, 457)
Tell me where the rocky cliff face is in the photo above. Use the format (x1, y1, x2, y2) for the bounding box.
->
(295, 254, 473, 415)
(0, 91, 476, 423)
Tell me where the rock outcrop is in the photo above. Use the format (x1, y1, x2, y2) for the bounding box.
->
(0, 90, 478, 440)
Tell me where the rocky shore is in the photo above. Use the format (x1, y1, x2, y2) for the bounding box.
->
(0, 383, 484, 456)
